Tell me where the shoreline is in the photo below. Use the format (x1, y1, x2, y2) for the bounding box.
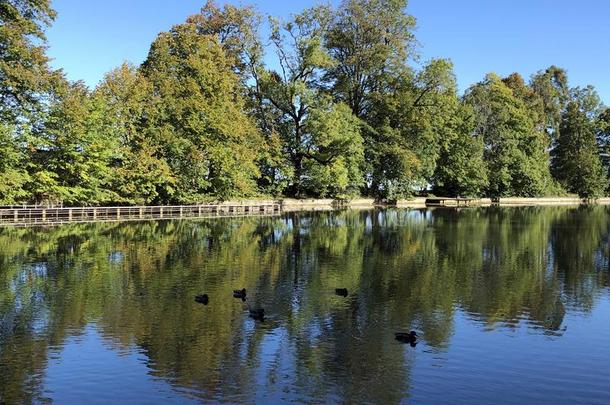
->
(2, 197, 609, 227)
(279, 197, 610, 210)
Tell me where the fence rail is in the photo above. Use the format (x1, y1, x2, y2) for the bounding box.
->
(0, 203, 281, 226)
(0, 204, 63, 209)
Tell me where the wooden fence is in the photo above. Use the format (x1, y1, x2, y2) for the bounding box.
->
(0, 203, 281, 226)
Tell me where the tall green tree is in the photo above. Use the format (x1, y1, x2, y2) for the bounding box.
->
(184, 2, 289, 197)
(1, 0, 60, 204)
(324, 0, 421, 199)
(552, 87, 607, 198)
(0, 0, 58, 122)
(301, 101, 364, 197)
(432, 104, 488, 197)
(257, 6, 364, 197)
(28, 81, 119, 205)
(141, 21, 263, 202)
(530, 66, 569, 139)
(325, 0, 417, 118)
(94, 63, 175, 204)
(598, 108, 610, 174)
(598, 108, 610, 148)
(366, 59, 463, 199)
(465, 73, 555, 197)
(185, 1, 262, 86)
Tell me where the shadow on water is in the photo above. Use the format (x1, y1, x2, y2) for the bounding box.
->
(1, 206, 610, 403)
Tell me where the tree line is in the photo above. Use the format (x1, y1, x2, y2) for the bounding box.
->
(1, 0, 609, 205)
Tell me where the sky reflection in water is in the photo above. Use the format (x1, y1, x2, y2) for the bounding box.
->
(1, 207, 610, 404)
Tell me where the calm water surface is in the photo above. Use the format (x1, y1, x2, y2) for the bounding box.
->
(1, 207, 610, 404)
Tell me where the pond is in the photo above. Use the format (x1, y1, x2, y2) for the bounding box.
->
(1, 207, 610, 404)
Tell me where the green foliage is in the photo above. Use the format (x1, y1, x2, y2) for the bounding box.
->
(598, 108, 610, 184)
(0, 0, 58, 123)
(1, 1, 609, 204)
(0, 0, 60, 205)
(324, 0, 421, 199)
(530, 65, 569, 139)
(552, 88, 607, 198)
(94, 63, 175, 204)
(141, 22, 263, 202)
(326, 0, 417, 118)
(28, 81, 119, 205)
(367, 59, 463, 199)
(0, 122, 30, 203)
(598, 108, 610, 151)
(255, 6, 362, 198)
(302, 102, 364, 197)
(432, 105, 488, 197)
(185, 0, 262, 86)
(465, 73, 556, 197)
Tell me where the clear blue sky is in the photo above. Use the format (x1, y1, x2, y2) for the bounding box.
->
(46, 0, 610, 104)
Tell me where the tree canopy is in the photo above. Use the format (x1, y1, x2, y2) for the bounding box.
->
(1, 0, 609, 205)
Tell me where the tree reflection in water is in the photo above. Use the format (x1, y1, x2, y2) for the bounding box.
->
(1, 206, 609, 403)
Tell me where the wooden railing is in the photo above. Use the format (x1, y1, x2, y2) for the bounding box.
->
(0, 204, 63, 209)
(0, 203, 281, 226)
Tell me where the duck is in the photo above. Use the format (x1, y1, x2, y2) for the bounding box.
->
(194, 294, 209, 305)
(249, 308, 265, 321)
(395, 331, 418, 346)
(233, 288, 247, 299)
(335, 288, 349, 297)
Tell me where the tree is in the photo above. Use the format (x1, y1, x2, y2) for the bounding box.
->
(552, 87, 607, 198)
(28, 81, 119, 205)
(324, 0, 420, 199)
(502, 73, 545, 127)
(325, 0, 417, 118)
(366, 59, 463, 199)
(465, 73, 555, 197)
(598, 108, 610, 150)
(1, 0, 60, 204)
(598, 108, 610, 181)
(301, 101, 364, 197)
(530, 66, 569, 139)
(184, 2, 290, 197)
(184, 1, 262, 86)
(141, 21, 264, 202)
(94, 63, 175, 204)
(257, 6, 363, 197)
(0, 0, 59, 122)
(0, 122, 30, 203)
(432, 104, 488, 197)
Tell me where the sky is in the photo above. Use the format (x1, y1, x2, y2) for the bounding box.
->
(46, 0, 610, 104)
